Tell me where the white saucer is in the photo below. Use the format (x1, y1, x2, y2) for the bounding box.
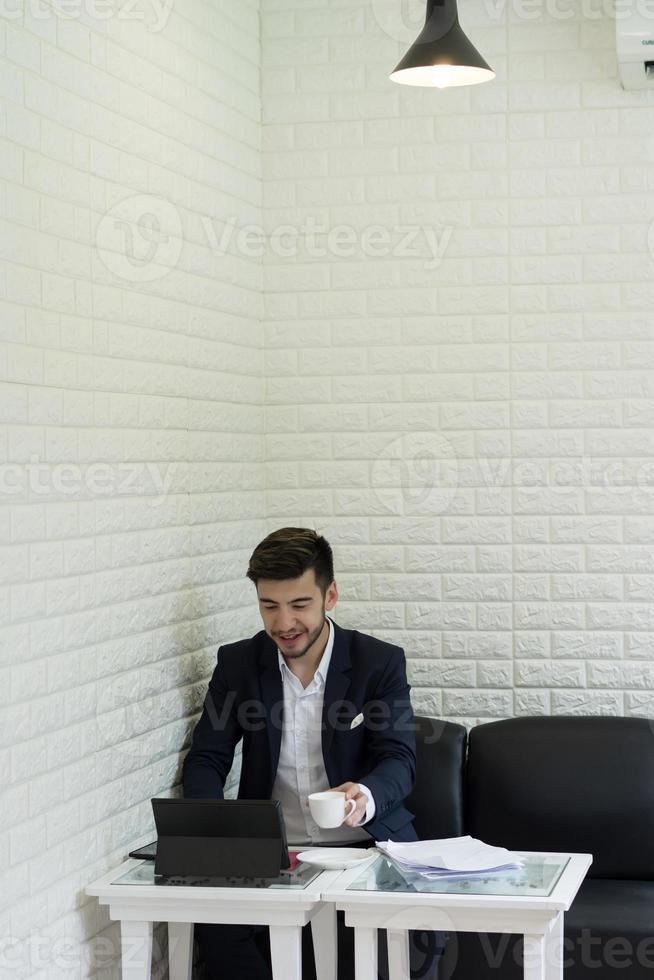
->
(296, 847, 377, 870)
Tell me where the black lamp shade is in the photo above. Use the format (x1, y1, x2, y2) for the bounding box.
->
(390, 0, 495, 88)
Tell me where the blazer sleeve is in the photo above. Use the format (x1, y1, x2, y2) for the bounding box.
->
(357, 646, 416, 820)
(181, 649, 242, 799)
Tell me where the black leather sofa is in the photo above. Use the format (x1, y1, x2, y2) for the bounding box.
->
(405, 715, 654, 980)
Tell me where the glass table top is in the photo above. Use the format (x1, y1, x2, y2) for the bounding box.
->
(111, 861, 322, 890)
(347, 854, 570, 897)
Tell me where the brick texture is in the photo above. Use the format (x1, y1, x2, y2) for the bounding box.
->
(4, 0, 654, 975)
(260, 0, 654, 732)
(1, 1, 262, 976)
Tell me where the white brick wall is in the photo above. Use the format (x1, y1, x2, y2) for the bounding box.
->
(4, 0, 654, 975)
(260, 0, 654, 731)
(1, 1, 262, 976)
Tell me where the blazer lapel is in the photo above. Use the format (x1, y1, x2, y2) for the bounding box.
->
(321, 618, 352, 763)
(258, 619, 353, 786)
(258, 637, 284, 785)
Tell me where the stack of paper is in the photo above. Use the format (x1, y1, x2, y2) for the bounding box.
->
(376, 836, 523, 879)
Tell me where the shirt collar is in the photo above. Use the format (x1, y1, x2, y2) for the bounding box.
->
(277, 616, 334, 683)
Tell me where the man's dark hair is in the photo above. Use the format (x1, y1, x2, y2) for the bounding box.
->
(246, 527, 334, 595)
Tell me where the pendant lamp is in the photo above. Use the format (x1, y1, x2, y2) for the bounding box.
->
(390, 0, 495, 88)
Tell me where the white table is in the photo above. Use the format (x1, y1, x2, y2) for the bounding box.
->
(86, 858, 342, 980)
(323, 850, 592, 980)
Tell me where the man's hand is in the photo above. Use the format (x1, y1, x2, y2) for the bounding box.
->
(332, 781, 369, 828)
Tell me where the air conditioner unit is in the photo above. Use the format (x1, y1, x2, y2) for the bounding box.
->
(616, 4, 654, 90)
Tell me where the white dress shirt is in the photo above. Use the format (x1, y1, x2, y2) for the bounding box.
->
(271, 616, 376, 847)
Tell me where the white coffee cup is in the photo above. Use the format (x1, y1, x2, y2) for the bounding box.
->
(308, 790, 357, 829)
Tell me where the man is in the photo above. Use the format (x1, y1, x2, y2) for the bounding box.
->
(182, 527, 432, 979)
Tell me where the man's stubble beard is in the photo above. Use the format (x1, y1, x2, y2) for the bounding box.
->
(278, 608, 327, 661)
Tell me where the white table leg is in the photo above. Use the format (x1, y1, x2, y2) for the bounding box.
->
(524, 933, 546, 980)
(270, 924, 302, 980)
(168, 922, 193, 980)
(355, 926, 379, 980)
(311, 902, 338, 980)
(387, 929, 410, 980)
(120, 920, 153, 980)
(545, 913, 564, 980)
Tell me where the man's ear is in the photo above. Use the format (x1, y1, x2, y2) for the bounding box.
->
(325, 579, 339, 611)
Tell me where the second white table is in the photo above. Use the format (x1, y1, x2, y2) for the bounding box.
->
(322, 849, 593, 980)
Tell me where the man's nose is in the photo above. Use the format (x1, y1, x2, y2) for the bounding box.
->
(276, 612, 297, 632)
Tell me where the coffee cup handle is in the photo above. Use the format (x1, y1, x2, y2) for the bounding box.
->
(345, 798, 357, 821)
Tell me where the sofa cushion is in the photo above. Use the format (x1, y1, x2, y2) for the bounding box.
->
(465, 716, 654, 879)
(405, 717, 466, 841)
(438, 880, 654, 980)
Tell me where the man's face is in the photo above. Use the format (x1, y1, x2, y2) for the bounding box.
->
(256, 568, 338, 660)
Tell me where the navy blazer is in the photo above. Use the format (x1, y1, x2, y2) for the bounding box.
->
(182, 617, 418, 842)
